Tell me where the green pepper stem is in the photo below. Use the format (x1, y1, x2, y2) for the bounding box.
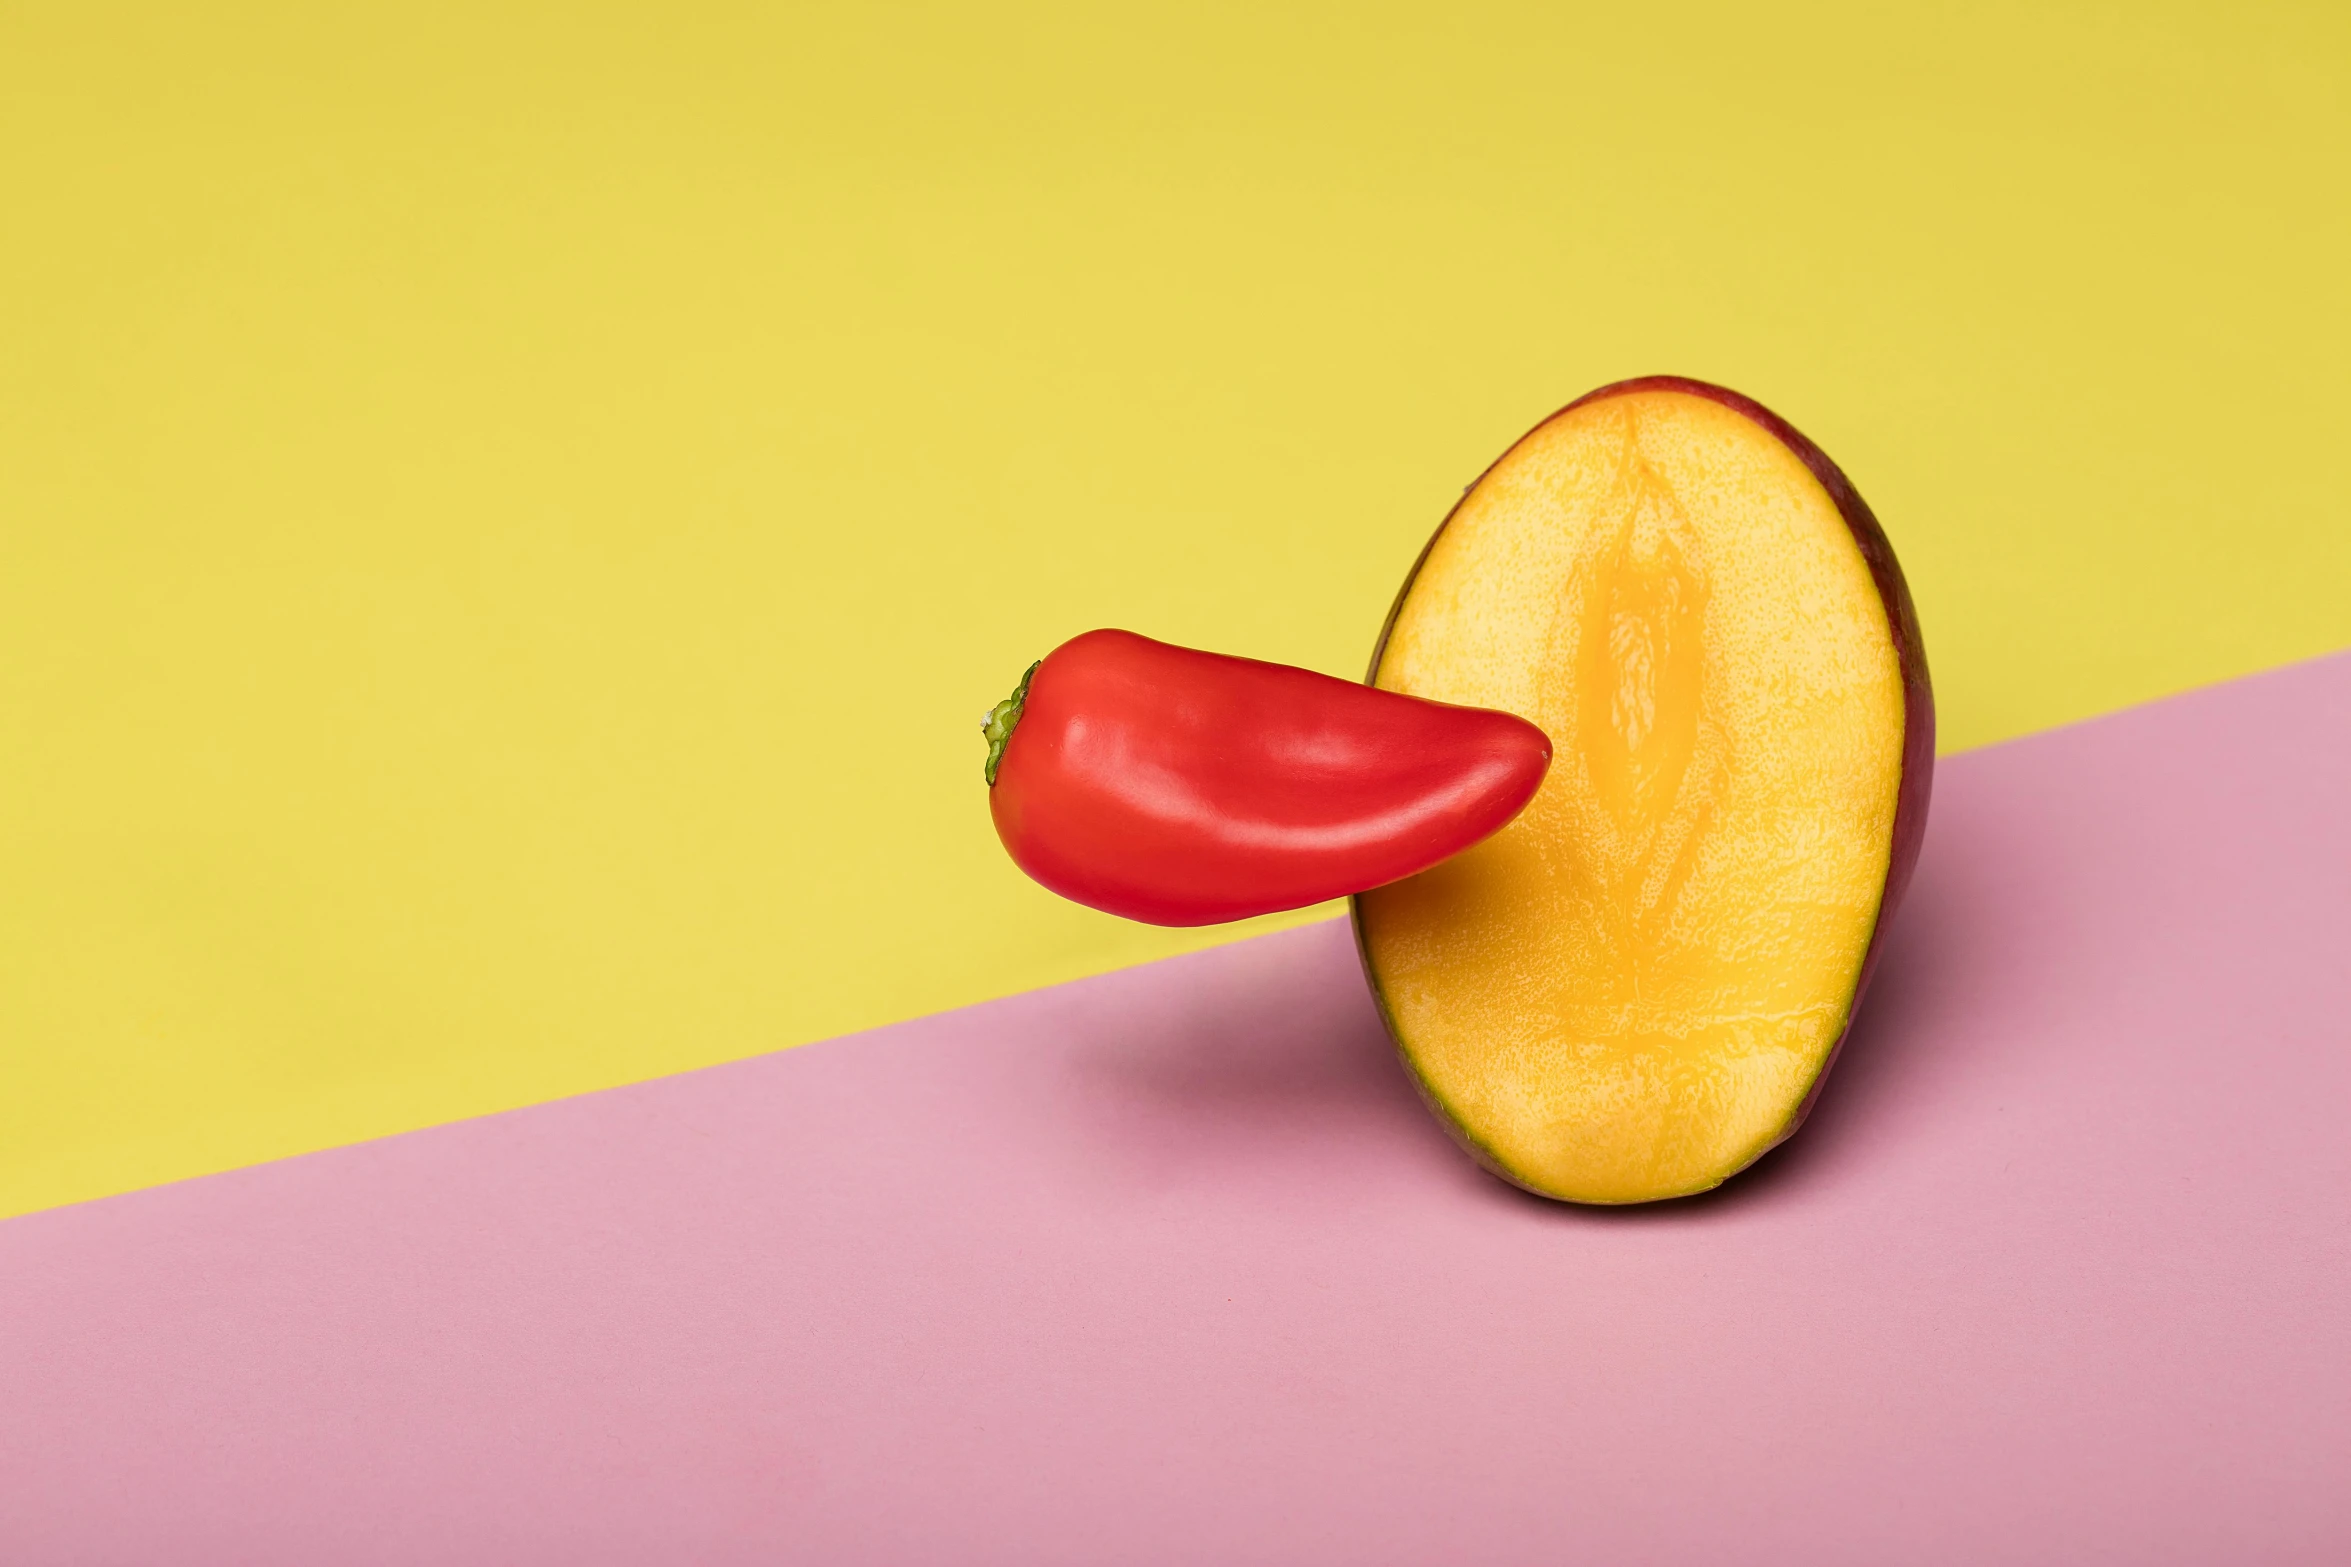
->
(981, 659, 1042, 786)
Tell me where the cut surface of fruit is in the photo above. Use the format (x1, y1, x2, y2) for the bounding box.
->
(1355, 380, 1929, 1203)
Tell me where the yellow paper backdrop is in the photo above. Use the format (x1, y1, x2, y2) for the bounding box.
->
(4, 1, 2346, 1219)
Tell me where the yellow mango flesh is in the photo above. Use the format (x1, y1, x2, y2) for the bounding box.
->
(1357, 390, 1907, 1203)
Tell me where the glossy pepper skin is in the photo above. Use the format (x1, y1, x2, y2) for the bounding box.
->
(984, 629, 1552, 926)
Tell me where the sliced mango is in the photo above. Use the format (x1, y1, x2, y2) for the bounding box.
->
(1356, 379, 1932, 1203)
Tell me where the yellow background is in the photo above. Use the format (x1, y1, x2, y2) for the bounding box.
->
(4, 1, 2347, 1219)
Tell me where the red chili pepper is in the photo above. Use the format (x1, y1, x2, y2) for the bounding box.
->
(981, 629, 1552, 926)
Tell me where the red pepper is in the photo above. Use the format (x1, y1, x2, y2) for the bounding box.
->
(982, 629, 1552, 926)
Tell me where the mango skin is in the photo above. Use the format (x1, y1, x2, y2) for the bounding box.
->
(1351, 376, 1935, 1200)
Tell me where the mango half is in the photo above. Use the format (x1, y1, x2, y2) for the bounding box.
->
(1354, 378, 1933, 1204)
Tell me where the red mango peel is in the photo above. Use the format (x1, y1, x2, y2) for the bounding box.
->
(982, 629, 1552, 926)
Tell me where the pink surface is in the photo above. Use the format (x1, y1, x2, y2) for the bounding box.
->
(5, 656, 2351, 1565)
